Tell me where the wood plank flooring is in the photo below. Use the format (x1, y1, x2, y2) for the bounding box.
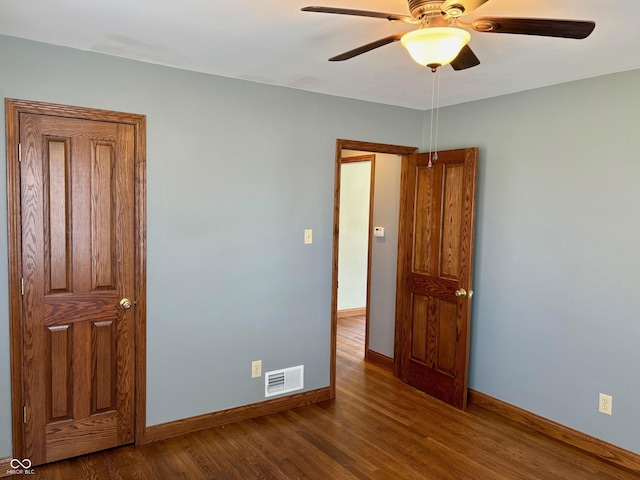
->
(26, 315, 638, 479)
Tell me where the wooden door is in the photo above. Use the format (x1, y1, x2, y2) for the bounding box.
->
(19, 112, 136, 464)
(394, 148, 478, 409)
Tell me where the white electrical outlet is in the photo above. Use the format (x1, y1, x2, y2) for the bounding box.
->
(252, 360, 262, 378)
(598, 393, 612, 415)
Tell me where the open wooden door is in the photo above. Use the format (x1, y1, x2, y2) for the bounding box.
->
(6, 99, 146, 466)
(394, 148, 478, 409)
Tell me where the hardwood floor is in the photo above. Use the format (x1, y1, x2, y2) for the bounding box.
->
(26, 315, 637, 479)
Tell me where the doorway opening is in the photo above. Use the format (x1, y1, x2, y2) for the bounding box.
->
(330, 139, 418, 397)
(337, 153, 374, 360)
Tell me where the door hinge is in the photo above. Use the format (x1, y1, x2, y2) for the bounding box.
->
(23, 405, 27, 424)
(18, 142, 22, 162)
(21, 277, 24, 296)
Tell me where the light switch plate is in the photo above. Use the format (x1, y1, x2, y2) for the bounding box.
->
(304, 229, 313, 245)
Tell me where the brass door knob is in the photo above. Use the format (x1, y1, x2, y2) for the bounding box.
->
(455, 289, 467, 298)
(119, 298, 133, 309)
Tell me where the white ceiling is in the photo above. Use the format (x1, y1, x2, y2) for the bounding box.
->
(2, 0, 640, 109)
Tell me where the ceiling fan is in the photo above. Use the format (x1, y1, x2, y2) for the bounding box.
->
(301, 0, 596, 71)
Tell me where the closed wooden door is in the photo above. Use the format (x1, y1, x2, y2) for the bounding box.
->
(19, 112, 136, 464)
(395, 148, 478, 409)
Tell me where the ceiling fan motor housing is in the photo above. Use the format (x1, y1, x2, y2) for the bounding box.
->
(409, 0, 448, 20)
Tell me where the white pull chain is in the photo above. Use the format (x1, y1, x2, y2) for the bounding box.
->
(427, 69, 441, 169)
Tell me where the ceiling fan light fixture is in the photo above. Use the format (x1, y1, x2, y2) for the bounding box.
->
(401, 27, 471, 69)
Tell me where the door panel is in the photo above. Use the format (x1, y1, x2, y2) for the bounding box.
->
(441, 164, 464, 279)
(47, 325, 72, 422)
(20, 113, 135, 464)
(44, 137, 71, 294)
(396, 148, 478, 409)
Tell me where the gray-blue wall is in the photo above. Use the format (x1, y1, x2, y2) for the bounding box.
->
(1, 34, 639, 458)
(0, 35, 423, 456)
(368, 153, 402, 358)
(432, 71, 640, 453)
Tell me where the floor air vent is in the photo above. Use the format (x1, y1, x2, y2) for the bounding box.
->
(265, 365, 304, 398)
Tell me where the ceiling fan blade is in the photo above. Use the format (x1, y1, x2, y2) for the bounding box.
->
(329, 33, 405, 61)
(301, 6, 417, 24)
(441, 0, 490, 16)
(450, 45, 480, 71)
(471, 17, 596, 39)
